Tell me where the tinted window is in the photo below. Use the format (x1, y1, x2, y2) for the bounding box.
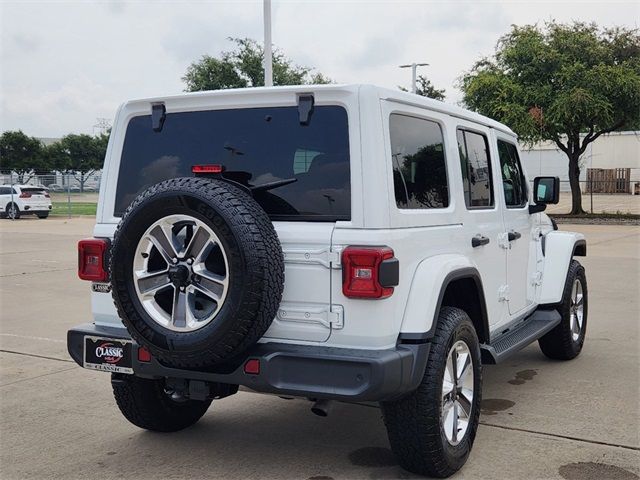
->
(497, 140, 528, 207)
(457, 129, 493, 208)
(389, 114, 449, 209)
(116, 106, 350, 220)
(0, 187, 11, 195)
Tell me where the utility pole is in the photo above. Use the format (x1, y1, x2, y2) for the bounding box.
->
(399, 62, 429, 94)
(263, 0, 273, 87)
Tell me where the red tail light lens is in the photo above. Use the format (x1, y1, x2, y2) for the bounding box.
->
(78, 238, 109, 281)
(244, 359, 260, 375)
(342, 246, 396, 299)
(19, 192, 32, 198)
(44, 192, 50, 198)
(137, 346, 152, 363)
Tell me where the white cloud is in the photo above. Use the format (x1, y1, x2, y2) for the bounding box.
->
(1, 0, 638, 137)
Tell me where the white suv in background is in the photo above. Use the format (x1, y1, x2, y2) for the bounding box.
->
(0, 185, 52, 219)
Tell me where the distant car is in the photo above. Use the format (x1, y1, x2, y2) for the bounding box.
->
(0, 185, 52, 219)
(84, 185, 98, 192)
(48, 184, 64, 192)
(70, 185, 81, 192)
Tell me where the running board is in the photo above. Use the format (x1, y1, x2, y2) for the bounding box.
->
(480, 310, 561, 364)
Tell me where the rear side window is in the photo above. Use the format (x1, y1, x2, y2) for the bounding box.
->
(389, 114, 449, 209)
(115, 106, 350, 220)
(457, 129, 494, 208)
(497, 140, 528, 207)
(0, 187, 11, 195)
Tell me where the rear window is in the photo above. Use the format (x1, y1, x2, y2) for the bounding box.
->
(21, 188, 46, 194)
(115, 106, 350, 220)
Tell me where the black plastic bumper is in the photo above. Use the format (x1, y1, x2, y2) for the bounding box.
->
(68, 323, 430, 402)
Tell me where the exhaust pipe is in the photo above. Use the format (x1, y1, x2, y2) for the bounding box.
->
(311, 399, 333, 417)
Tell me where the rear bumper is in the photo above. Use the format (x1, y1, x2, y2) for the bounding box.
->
(67, 323, 429, 402)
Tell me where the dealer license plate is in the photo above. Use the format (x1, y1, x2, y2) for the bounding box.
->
(83, 336, 133, 374)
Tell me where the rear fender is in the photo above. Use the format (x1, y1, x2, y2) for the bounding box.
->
(398, 254, 485, 341)
(539, 231, 586, 305)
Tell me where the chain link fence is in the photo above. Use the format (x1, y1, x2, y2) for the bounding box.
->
(1, 172, 101, 218)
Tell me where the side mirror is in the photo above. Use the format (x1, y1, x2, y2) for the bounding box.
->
(529, 176, 560, 214)
(533, 176, 560, 204)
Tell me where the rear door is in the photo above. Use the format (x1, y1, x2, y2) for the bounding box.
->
(107, 101, 353, 342)
(455, 122, 509, 329)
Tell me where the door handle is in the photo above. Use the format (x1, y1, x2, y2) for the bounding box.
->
(508, 231, 522, 242)
(472, 235, 490, 248)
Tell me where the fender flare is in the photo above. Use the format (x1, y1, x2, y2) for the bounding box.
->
(398, 254, 490, 343)
(539, 231, 586, 305)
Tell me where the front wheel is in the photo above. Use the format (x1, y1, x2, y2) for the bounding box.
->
(538, 260, 587, 360)
(6, 203, 20, 219)
(111, 374, 212, 432)
(381, 307, 482, 478)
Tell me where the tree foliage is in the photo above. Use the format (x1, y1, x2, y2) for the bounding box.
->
(460, 22, 640, 214)
(53, 133, 107, 191)
(400, 75, 446, 100)
(183, 37, 332, 91)
(0, 131, 45, 183)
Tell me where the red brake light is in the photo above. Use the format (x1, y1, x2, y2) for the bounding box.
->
(192, 164, 224, 174)
(78, 238, 109, 282)
(44, 192, 50, 198)
(342, 246, 396, 299)
(19, 192, 31, 198)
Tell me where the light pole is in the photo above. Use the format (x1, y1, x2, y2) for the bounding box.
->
(399, 62, 429, 94)
(263, 0, 273, 87)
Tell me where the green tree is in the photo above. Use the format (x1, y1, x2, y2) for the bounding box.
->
(55, 134, 107, 192)
(400, 75, 446, 100)
(0, 131, 47, 183)
(460, 22, 640, 214)
(183, 37, 332, 91)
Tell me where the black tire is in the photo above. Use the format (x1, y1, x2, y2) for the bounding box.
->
(110, 177, 284, 368)
(539, 260, 587, 360)
(381, 307, 482, 478)
(37, 213, 49, 219)
(6, 203, 20, 219)
(111, 374, 211, 432)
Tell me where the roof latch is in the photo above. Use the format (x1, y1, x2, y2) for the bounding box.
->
(151, 103, 166, 132)
(297, 94, 314, 126)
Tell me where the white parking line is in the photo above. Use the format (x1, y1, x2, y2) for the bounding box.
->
(0, 333, 65, 343)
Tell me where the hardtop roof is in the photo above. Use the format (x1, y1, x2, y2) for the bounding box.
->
(123, 84, 516, 137)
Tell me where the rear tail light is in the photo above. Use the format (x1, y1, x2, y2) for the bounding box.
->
(19, 192, 31, 198)
(244, 359, 260, 375)
(137, 347, 152, 363)
(78, 238, 109, 281)
(44, 192, 50, 198)
(342, 246, 399, 299)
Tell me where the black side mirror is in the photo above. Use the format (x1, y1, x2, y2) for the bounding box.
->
(529, 176, 560, 214)
(534, 176, 560, 204)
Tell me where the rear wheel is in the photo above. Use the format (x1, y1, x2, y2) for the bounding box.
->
(382, 307, 482, 478)
(6, 203, 20, 219)
(539, 260, 587, 360)
(111, 374, 211, 432)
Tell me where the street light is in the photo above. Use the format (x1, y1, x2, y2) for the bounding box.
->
(263, 0, 273, 87)
(399, 62, 429, 94)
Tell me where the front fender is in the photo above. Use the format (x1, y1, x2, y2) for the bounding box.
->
(538, 231, 586, 305)
(399, 254, 480, 339)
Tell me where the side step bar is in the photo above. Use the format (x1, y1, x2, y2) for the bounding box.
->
(480, 309, 561, 364)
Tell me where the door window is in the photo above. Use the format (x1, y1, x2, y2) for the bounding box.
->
(389, 114, 449, 209)
(457, 129, 494, 208)
(497, 140, 528, 208)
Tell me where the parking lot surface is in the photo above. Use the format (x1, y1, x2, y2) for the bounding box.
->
(1, 217, 638, 479)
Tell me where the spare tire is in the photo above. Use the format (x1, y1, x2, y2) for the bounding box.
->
(110, 177, 284, 368)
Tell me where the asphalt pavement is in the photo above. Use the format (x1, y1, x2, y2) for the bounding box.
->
(1, 217, 638, 479)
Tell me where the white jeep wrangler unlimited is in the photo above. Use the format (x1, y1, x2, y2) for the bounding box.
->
(68, 84, 587, 477)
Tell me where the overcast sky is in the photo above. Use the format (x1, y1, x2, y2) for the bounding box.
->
(1, 0, 638, 138)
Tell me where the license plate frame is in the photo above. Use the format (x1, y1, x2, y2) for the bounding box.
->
(83, 336, 134, 374)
